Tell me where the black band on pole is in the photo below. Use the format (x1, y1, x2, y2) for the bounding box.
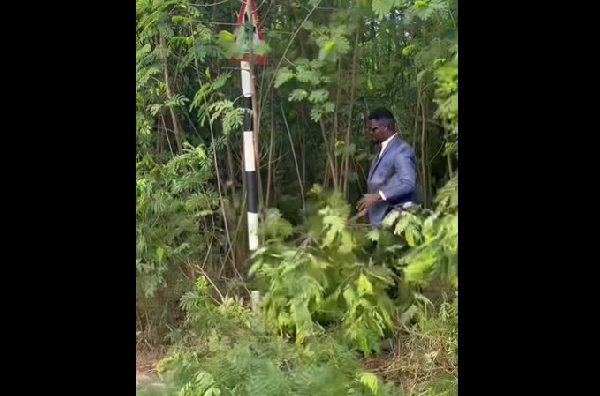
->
(246, 171, 258, 213)
(242, 96, 253, 129)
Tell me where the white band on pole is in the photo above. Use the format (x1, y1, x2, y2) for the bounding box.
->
(247, 212, 259, 251)
(243, 131, 256, 172)
(241, 61, 251, 97)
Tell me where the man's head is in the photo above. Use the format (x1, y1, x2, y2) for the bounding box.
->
(367, 107, 396, 144)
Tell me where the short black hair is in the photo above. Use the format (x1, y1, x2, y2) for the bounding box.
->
(368, 107, 395, 122)
(369, 107, 396, 129)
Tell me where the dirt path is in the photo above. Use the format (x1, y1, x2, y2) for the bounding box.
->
(136, 347, 165, 387)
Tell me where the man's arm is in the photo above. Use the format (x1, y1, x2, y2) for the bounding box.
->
(379, 144, 417, 203)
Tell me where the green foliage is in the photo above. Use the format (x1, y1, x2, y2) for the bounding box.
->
(250, 186, 400, 355)
(172, 276, 251, 348)
(136, 0, 237, 153)
(136, 142, 221, 291)
(314, 25, 352, 61)
(276, 59, 335, 123)
(136, 38, 160, 146)
(433, 48, 458, 156)
(140, 277, 403, 396)
(371, 0, 402, 20)
(135, 5, 459, 392)
(402, 175, 457, 287)
(248, 181, 458, 355)
(136, 142, 222, 342)
(230, 23, 272, 61)
(139, 275, 457, 396)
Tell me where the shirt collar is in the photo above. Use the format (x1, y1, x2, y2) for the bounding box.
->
(379, 134, 396, 154)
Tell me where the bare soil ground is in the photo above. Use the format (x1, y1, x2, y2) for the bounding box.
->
(136, 346, 166, 386)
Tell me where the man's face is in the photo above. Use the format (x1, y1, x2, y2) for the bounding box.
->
(367, 119, 388, 144)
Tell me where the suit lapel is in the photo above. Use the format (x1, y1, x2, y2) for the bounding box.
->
(368, 148, 380, 177)
(368, 135, 398, 180)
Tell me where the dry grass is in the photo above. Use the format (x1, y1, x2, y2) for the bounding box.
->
(364, 321, 457, 394)
(136, 345, 166, 384)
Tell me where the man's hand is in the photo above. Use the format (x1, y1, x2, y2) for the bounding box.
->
(356, 193, 382, 213)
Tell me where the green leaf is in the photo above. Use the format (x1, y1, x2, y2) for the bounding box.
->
(318, 47, 329, 61)
(195, 371, 215, 389)
(371, 0, 397, 20)
(343, 287, 356, 306)
(402, 44, 418, 56)
(405, 227, 416, 246)
(196, 146, 206, 159)
(394, 214, 410, 234)
(165, 94, 189, 108)
(296, 67, 321, 85)
(274, 67, 295, 88)
(219, 30, 235, 41)
(253, 42, 270, 56)
(301, 21, 314, 30)
(339, 231, 353, 254)
(332, 36, 351, 55)
(264, 208, 293, 239)
(308, 89, 329, 104)
(356, 274, 373, 296)
(359, 372, 379, 395)
(366, 229, 380, 242)
(204, 388, 221, 396)
(310, 184, 323, 195)
(288, 89, 308, 102)
(381, 210, 400, 227)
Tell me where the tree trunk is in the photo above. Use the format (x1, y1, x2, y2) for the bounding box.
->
(159, 35, 183, 155)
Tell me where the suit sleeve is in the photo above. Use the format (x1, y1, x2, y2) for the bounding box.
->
(380, 144, 417, 203)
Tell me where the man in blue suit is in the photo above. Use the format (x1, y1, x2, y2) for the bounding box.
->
(357, 107, 418, 227)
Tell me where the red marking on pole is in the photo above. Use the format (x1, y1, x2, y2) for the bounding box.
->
(233, 0, 267, 66)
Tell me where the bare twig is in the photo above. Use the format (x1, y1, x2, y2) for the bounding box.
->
(197, 266, 225, 303)
(193, 57, 237, 280)
(280, 102, 304, 207)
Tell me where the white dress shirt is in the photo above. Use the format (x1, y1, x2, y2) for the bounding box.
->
(378, 134, 396, 201)
(379, 134, 395, 158)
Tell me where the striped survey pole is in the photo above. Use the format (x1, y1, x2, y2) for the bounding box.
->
(240, 60, 260, 308)
(235, 0, 266, 309)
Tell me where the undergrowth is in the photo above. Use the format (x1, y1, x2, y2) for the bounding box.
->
(136, 144, 223, 344)
(367, 295, 457, 395)
(138, 277, 456, 396)
(250, 183, 456, 356)
(136, 1, 458, 393)
(137, 182, 458, 396)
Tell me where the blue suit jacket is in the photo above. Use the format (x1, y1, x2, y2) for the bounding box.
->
(367, 135, 417, 226)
